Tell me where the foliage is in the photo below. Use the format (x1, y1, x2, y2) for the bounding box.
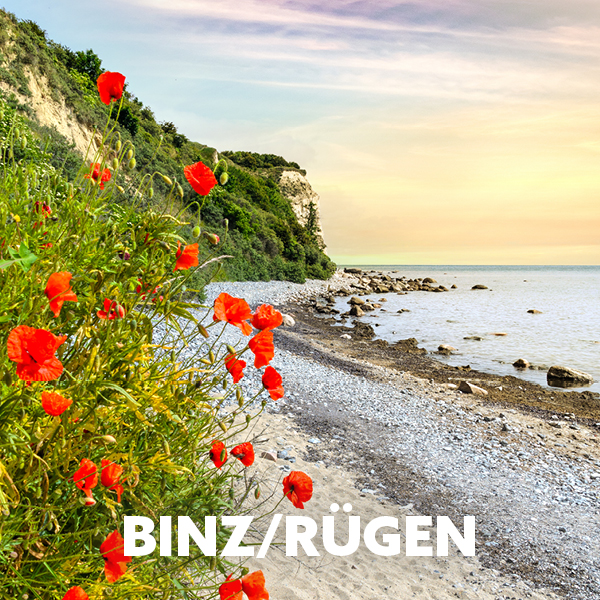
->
(221, 150, 303, 173)
(0, 95, 277, 599)
(0, 7, 335, 284)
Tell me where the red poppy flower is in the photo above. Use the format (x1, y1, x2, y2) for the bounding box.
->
(242, 570, 269, 600)
(251, 304, 282, 331)
(34, 201, 52, 217)
(225, 353, 246, 384)
(45, 272, 78, 317)
(62, 587, 89, 600)
(97, 298, 125, 320)
(84, 163, 112, 189)
(174, 242, 199, 271)
(135, 279, 162, 301)
(282, 471, 313, 509)
(97, 71, 126, 105)
(248, 330, 274, 369)
(41, 391, 72, 416)
(261, 366, 284, 401)
(73, 458, 98, 506)
(231, 442, 255, 467)
(100, 530, 132, 583)
(184, 161, 217, 196)
(213, 293, 253, 336)
(101, 459, 124, 503)
(209, 440, 227, 469)
(219, 575, 242, 600)
(7, 325, 67, 382)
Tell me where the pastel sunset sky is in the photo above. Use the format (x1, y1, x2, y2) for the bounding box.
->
(4, 0, 600, 264)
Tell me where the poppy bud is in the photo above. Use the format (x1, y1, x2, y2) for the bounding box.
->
(192, 226, 201, 237)
(20, 137, 27, 150)
(229, 487, 235, 499)
(246, 414, 251, 425)
(126, 149, 134, 160)
(219, 422, 228, 433)
(222, 378, 227, 390)
(219, 172, 228, 185)
(129, 319, 137, 331)
(204, 232, 220, 245)
(241, 566, 249, 576)
(117, 185, 125, 193)
(255, 486, 261, 499)
(236, 388, 243, 406)
(102, 435, 117, 444)
(148, 187, 154, 199)
(198, 324, 209, 338)
(208, 350, 215, 364)
(161, 174, 173, 186)
(209, 556, 217, 570)
(226, 345, 236, 355)
(112, 158, 119, 170)
(220, 448, 227, 463)
(200, 358, 211, 365)
(163, 439, 171, 455)
(223, 218, 229, 231)
(128, 158, 136, 170)
(176, 183, 184, 198)
(115, 140, 122, 152)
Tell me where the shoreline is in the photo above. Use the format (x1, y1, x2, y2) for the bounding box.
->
(282, 297, 600, 424)
(200, 274, 600, 599)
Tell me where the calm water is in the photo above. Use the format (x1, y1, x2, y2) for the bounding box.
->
(334, 266, 600, 393)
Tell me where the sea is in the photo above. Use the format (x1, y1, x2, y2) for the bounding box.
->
(333, 266, 600, 393)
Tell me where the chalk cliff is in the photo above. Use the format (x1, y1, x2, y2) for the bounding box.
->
(277, 169, 326, 249)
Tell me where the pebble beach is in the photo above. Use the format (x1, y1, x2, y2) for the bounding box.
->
(169, 273, 600, 600)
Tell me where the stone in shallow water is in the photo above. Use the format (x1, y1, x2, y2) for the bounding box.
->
(513, 358, 530, 369)
(547, 365, 593, 387)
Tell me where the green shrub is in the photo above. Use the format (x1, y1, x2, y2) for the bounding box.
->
(0, 96, 279, 599)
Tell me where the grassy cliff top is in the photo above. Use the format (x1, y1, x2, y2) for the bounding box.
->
(0, 8, 335, 283)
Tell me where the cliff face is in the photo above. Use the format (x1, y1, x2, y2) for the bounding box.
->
(277, 170, 326, 249)
(0, 71, 100, 157)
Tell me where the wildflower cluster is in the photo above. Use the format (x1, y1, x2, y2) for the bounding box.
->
(0, 71, 312, 598)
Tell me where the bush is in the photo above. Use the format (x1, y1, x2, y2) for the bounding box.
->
(0, 97, 283, 599)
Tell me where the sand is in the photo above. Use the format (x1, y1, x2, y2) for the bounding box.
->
(235, 412, 561, 600)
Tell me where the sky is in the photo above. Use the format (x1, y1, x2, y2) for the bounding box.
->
(3, 0, 600, 264)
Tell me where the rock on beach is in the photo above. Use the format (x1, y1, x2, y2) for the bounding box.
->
(458, 380, 488, 396)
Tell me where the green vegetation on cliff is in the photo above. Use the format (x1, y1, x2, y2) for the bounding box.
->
(0, 8, 335, 283)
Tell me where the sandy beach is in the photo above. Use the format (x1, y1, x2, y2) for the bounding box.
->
(237, 410, 562, 600)
(189, 274, 600, 600)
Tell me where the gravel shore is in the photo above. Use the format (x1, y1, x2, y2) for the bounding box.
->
(167, 276, 600, 599)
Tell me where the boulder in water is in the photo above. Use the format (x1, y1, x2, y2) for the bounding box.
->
(513, 358, 530, 369)
(349, 305, 364, 317)
(547, 365, 593, 387)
